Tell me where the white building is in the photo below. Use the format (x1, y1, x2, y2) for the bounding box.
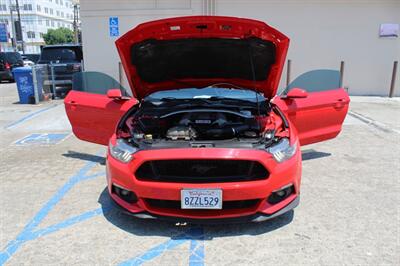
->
(80, 0, 399, 96)
(0, 0, 75, 53)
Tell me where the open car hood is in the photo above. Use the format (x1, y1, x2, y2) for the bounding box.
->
(116, 16, 289, 100)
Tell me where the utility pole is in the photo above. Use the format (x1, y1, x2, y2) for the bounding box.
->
(8, 0, 16, 51)
(73, 4, 79, 43)
(15, 0, 24, 53)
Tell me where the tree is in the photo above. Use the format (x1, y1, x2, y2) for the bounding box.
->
(43, 28, 74, 45)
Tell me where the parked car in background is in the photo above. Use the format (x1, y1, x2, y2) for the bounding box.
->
(38, 44, 83, 96)
(22, 54, 40, 64)
(0, 52, 24, 82)
(21, 55, 35, 67)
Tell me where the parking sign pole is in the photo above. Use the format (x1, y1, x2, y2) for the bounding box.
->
(389, 61, 398, 98)
(32, 65, 39, 104)
(50, 64, 57, 99)
(9, 0, 17, 51)
(15, 0, 25, 54)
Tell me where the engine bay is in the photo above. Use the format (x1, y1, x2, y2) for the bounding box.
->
(140, 109, 261, 141)
(117, 97, 289, 149)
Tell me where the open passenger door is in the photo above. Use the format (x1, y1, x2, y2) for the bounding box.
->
(273, 70, 350, 146)
(64, 72, 138, 145)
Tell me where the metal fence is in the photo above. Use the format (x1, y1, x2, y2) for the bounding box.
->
(31, 62, 83, 103)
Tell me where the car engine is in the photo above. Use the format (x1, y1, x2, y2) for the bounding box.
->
(129, 109, 262, 142)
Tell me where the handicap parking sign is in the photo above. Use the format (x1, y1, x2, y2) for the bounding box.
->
(0, 23, 8, 42)
(109, 17, 119, 37)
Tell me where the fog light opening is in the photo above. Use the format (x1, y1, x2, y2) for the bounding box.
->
(112, 184, 138, 204)
(267, 184, 295, 205)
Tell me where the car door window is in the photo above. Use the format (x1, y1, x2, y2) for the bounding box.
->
(72, 71, 129, 96)
(280, 69, 341, 95)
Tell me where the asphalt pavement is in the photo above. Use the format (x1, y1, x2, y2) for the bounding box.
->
(0, 82, 399, 265)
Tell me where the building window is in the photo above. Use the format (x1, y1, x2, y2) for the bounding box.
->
(37, 5, 41, 12)
(40, 32, 44, 38)
(56, 10, 59, 16)
(27, 31, 36, 39)
(0, 4, 7, 11)
(55, 0, 59, 4)
(51, 20, 54, 27)
(38, 19, 42, 25)
(46, 20, 49, 26)
(23, 4, 33, 11)
(61, 12, 64, 18)
(60, 0, 63, 5)
(44, 7, 48, 14)
(50, 8, 53, 15)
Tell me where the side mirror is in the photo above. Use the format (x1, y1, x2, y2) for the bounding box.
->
(286, 88, 308, 99)
(107, 89, 123, 99)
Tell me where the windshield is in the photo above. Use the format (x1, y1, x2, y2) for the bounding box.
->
(40, 47, 82, 62)
(5, 52, 22, 64)
(145, 87, 265, 102)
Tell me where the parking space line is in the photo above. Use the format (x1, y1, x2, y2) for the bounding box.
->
(0, 151, 207, 266)
(0, 152, 103, 265)
(189, 228, 205, 266)
(119, 236, 188, 266)
(4, 104, 58, 129)
(27, 207, 107, 241)
(119, 227, 205, 266)
(348, 111, 400, 134)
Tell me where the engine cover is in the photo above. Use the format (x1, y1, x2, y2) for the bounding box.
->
(166, 126, 197, 140)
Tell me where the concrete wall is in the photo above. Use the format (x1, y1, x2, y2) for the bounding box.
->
(80, 0, 204, 89)
(80, 0, 400, 96)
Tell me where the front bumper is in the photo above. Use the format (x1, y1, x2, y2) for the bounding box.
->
(111, 194, 300, 224)
(106, 147, 302, 221)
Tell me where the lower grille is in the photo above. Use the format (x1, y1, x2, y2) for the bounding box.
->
(145, 199, 260, 210)
(135, 159, 269, 183)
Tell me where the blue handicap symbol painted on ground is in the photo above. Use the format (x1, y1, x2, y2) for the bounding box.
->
(14, 133, 70, 146)
(109, 17, 119, 37)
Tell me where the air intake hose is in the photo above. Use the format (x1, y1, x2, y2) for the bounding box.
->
(204, 125, 250, 139)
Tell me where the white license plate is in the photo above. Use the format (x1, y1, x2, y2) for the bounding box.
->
(181, 189, 222, 209)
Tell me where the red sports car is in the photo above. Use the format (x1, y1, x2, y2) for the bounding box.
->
(65, 16, 349, 223)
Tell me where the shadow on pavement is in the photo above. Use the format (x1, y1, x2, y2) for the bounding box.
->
(98, 188, 294, 239)
(301, 149, 331, 161)
(62, 150, 106, 165)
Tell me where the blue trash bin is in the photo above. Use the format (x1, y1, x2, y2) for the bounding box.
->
(13, 67, 42, 104)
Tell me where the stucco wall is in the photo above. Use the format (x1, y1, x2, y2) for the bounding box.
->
(80, 0, 399, 96)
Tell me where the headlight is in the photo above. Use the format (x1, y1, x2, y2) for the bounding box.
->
(267, 138, 297, 163)
(109, 139, 138, 163)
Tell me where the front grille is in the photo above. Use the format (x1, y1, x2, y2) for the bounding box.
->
(145, 198, 260, 210)
(135, 159, 269, 183)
